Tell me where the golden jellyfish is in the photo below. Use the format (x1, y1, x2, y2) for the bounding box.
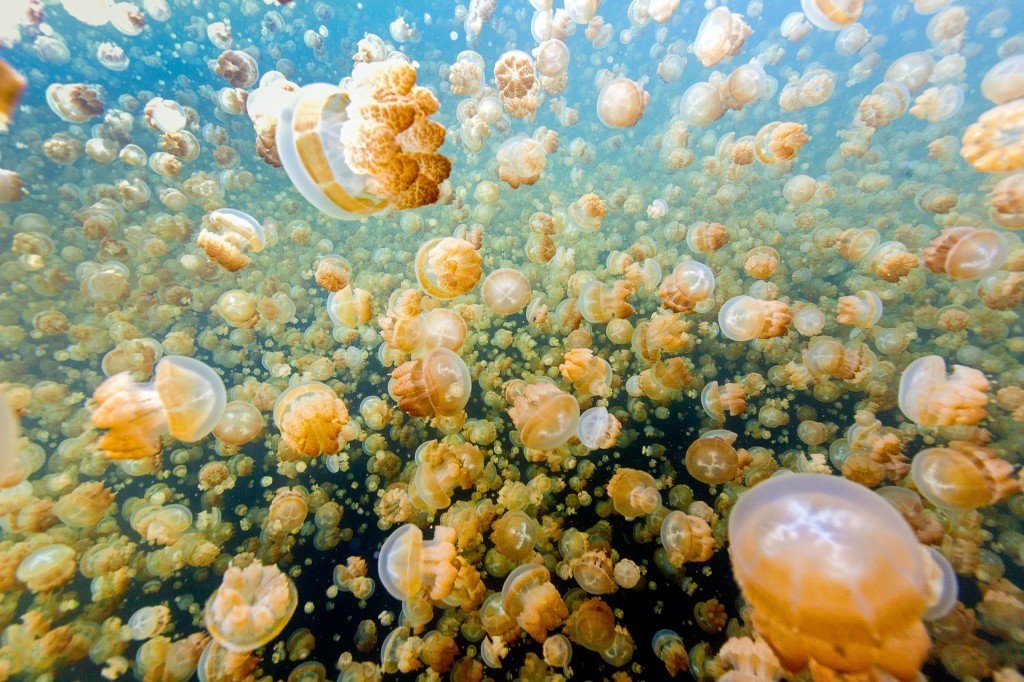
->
(911, 442, 1017, 510)
(276, 61, 450, 219)
(415, 237, 482, 299)
(898, 355, 988, 427)
(685, 436, 739, 484)
(91, 355, 227, 460)
(378, 524, 458, 603)
(677, 82, 725, 126)
(326, 285, 372, 328)
(729, 474, 931, 678)
(658, 261, 715, 313)
(652, 630, 689, 677)
(607, 468, 661, 519)
(743, 246, 780, 280)
(421, 308, 467, 353)
(981, 55, 1024, 105)
(701, 381, 747, 421)
(448, 50, 485, 95)
(507, 380, 580, 450)
(576, 406, 621, 450)
(390, 348, 471, 418)
(16, 544, 76, 593)
(718, 295, 791, 341)
(482, 268, 532, 314)
(783, 175, 816, 204)
(597, 77, 648, 128)
(577, 279, 636, 323)
(500, 563, 568, 642)
(568, 193, 605, 231)
(693, 7, 752, 67)
(661, 510, 715, 566)
(800, 0, 862, 30)
(496, 135, 546, 188)
(990, 173, 1024, 230)
(491, 510, 539, 560)
(45, 82, 104, 123)
(268, 488, 309, 534)
(493, 50, 540, 119)
(573, 550, 616, 595)
(723, 62, 768, 109)
(687, 221, 729, 253)
(559, 348, 612, 397)
(411, 440, 483, 511)
(836, 289, 883, 328)
(197, 209, 267, 272)
(0, 58, 26, 132)
(755, 122, 809, 164)
(205, 562, 298, 653)
(922, 226, 1009, 281)
(543, 634, 573, 670)
(960, 99, 1024, 173)
(858, 81, 912, 128)
(910, 85, 964, 122)
(272, 382, 352, 456)
(213, 401, 263, 446)
(54, 481, 114, 528)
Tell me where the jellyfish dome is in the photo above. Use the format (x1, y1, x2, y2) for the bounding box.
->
(508, 380, 580, 450)
(275, 61, 451, 219)
(205, 562, 298, 653)
(898, 355, 988, 427)
(728, 473, 931, 678)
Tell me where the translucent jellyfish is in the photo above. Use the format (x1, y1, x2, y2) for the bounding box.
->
(800, 0, 862, 30)
(693, 7, 752, 67)
(268, 488, 309, 534)
(576, 406, 621, 450)
(685, 436, 739, 484)
(836, 289, 883, 328)
(780, 12, 812, 42)
(658, 261, 715, 313)
(448, 50, 485, 95)
(718, 295, 792, 341)
(421, 308, 468, 353)
(981, 55, 1024, 105)
(960, 100, 1024, 173)
(16, 544, 76, 592)
(677, 82, 725, 126)
(411, 440, 483, 511)
(197, 208, 267, 272)
(415, 237, 482, 299)
(754, 122, 809, 163)
(922, 226, 1008, 281)
(607, 468, 661, 519)
(496, 135, 546, 188)
(573, 550, 616, 594)
(911, 442, 1016, 509)
(535, 39, 569, 77)
(326, 286, 373, 328)
(687, 221, 729, 253)
(500, 563, 568, 642)
(507, 380, 580, 450)
(597, 77, 648, 128)
(835, 23, 870, 55)
(559, 348, 612, 397)
(482, 268, 532, 314)
(390, 348, 471, 418)
(276, 61, 451, 218)
(272, 382, 351, 456)
(378, 524, 458, 603)
(652, 630, 689, 677)
(990, 173, 1024, 230)
(743, 246, 780, 280)
(91, 356, 227, 460)
(128, 605, 171, 640)
(701, 381, 747, 421)
(569, 193, 606, 232)
(491, 510, 539, 560)
(493, 50, 540, 118)
(205, 562, 298, 652)
(729, 474, 931, 677)
(909, 85, 964, 122)
(543, 633, 573, 669)
(661, 511, 714, 566)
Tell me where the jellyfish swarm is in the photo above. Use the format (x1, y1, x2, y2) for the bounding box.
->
(728, 473, 932, 678)
(204, 562, 297, 653)
(389, 348, 472, 418)
(898, 355, 988, 427)
(276, 60, 451, 219)
(91, 355, 227, 460)
(197, 209, 267, 272)
(507, 381, 580, 450)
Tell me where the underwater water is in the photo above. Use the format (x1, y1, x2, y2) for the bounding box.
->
(1, 0, 1024, 680)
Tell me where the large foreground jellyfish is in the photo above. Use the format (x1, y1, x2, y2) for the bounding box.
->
(728, 473, 932, 678)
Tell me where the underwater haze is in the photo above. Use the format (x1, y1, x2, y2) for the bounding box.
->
(1, 0, 1024, 680)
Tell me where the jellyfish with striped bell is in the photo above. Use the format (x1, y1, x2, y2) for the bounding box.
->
(204, 562, 298, 652)
(728, 473, 932, 678)
(275, 60, 451, 219)
(90, 355, 227, 461)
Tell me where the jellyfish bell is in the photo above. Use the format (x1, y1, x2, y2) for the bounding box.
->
(677, 82, 725, 126)
(729, 473, 931, 678)
(390, 347, 472, 418)
(508, 380, 580, 450)
(576, 406, 621, 450)
(835, 23, 869, 55)
(597, 77, 648, 128)
(415, 237, 482, 300)
(482, 268, 532, 315)
(693, 6, 751, 67)
(911, 442, 1016, 510)
(684, 436, 739, 484)
(800, 0, 863, 31)
(718, 295, 791, 341)
(898, 355, 989, 427)
(923, 226, 1009, 281)
(205, 562, 298, 653)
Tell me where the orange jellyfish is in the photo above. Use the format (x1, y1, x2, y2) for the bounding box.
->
(728, 473, 931, 678)
(507, 380, 580, 450)
(482, 268, 532, 315)
(205, 562, 298, 652)
(911, 442, 1017, 509)
(718, 295, 792, 341)
(377, 524, 458, 603)
(389, 348, 472, 418)
(701, 381, 747, 421)
(800, 0, 863, 30)
(576, 406, 622, 450)
(597, 77, 649, 128)
(607, 468, 662, 519)
(922, 226, 1008, 281)
(272, 382, 352, 456)
(661, 511, 714, 566)
(415, 237, 482, 299)
(960, 99, 1024, 173)
(898, 355, 988, 426)
(491, 510, 540, 561)
(693, 6, 752, 67)
(658, 261, 716, 313)
(91, 355, 227, 461)
(685, 436, 740, 484)
(500, 563, 568, 642)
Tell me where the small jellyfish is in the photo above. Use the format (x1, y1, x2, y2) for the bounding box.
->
(685, 437, 739, 484)
(800, 0, 863, 30)
(898, 355, 989, 426)
(729, 474, 931, 678)
(507, 380, 580, 450)
(493, 50, 540, 119)
(205, 562, 298, 652)
(652, 630, 689, 677)
(661, 511, 714, 566)
(577, 406, 622, 450)
(658, 261, 716, 313)
(491, 510, 540, 561)
(197, 209, 267, 272)
(718, 295, 792, 341)
(326, 286, 373, 328)
(693, 7, 752, 67)
(16, 544, 77, 593)
(836, 289, 883, 328)
(496, 135, 546, 188)
(501, 563, 568, 642)
(273, 382, 351, 456)
(378, 524, 458, 603)
(607, 468, 661, 519)
(415, 237, 482, 299)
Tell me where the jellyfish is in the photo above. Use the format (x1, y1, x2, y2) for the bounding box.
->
(718, 295, 792, 341)
(960, 99, 1024, 173)
(576, 406, 621, 450)
(989, 174, 1024, 230)
(196, 209, 268, 272)
(496, 135, 546, 188)
(389, 348, 471, 418)
(482, 268, 532, 314)
(607, 468, 661, 519)
(559, 348, 613, 397)
(569, 193, 606, 232)
(378, 524, 459, 606)
(677, 82, 726, 126)
(836, 289, 883, 328)
(91, 356, 227, 461)
(493, 50, 540, 119)
(652, 630, 689, 677)
(500, 563, 568, 642)
(800, 0, 862, 30)
(922, 226, 1008, 281)
(981, 55, 1024, 105)
(729, 474, 932, 677)
(701, 381, 747, 421)
(491, 510, 540, 561)
(597, 77, 648, 128)
(272, 382, 351, 456)
(326, 286, 373, 328)
(685, 436, 740, 484)
(898, 355, 989, 428)
(16, 544, 77, 593)
(911, 442, 1017, 510)
(276, 60, 451, 218)
(658, 261, 716, 313)
(45, 82, 105, 123)
(205, 562, 298, 653)
(507, 380, 580, 450)
(415, 237, 482, 299)
(0, 58, 25, 132)
(693, 7, 752, 67)
(754, 122, 809, 163)
(410, 440, 484, 511)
